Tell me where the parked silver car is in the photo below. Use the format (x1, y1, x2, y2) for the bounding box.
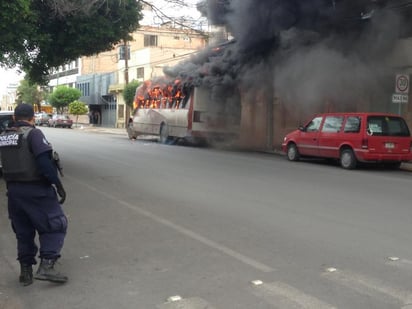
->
(35, 112, 52, 126)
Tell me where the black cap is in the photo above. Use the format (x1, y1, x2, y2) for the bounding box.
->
(14, 104, 35, 120)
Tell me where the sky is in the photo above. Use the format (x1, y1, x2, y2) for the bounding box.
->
(141, 0, 205, 28)
(0, 68, 24, 96)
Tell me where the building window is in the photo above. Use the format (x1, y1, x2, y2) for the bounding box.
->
(77, 82, 90, 96)
(119, 45, 130, 60)
(144, 35, 158, 47)
(137, 67, 144, 79)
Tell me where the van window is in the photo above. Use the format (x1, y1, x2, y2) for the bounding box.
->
(322, 116, 344, 133)
(306, 116, 322, 132)
(367, 116, 410, 137)
(344, 116, 361, 133)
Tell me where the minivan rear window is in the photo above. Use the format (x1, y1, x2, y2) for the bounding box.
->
(367, 116, 410, 137)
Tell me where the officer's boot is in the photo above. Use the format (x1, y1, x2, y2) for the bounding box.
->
(34, 259, 68, 283)
(19, 264, 33, 286)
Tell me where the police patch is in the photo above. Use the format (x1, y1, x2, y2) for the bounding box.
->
(0, 133, 22, 147)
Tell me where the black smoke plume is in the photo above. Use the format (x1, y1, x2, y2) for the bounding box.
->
(166, 0, 412, 111)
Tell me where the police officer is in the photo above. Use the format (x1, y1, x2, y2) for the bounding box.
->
(0, 104, 68, 286)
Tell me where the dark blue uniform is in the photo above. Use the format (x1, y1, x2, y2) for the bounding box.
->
(8, 183, 67, 264)
(0, 104, 68, 285)
(6, 126, 68, 265)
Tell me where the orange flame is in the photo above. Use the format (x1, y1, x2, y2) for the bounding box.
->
(134, 77, 188, 110)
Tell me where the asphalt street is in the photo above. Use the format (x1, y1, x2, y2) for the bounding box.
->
(0, 126, 411, 309)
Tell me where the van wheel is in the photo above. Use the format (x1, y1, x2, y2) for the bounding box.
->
(340, 149, 357, 169)
(159, 123, 170, 144)
(287, 143, 300, 161)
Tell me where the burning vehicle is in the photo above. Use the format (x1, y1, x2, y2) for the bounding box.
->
(128, 76, 241, 145)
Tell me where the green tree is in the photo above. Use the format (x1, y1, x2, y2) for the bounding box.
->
(123, 80, 140, 108)
(69, 100, 88, 127)
(16, 79, 47, 112)
(0, 0, 143, 84)
(49, 86, 81, 113)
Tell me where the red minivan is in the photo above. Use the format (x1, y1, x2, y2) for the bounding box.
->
(282, 112, 412, 169)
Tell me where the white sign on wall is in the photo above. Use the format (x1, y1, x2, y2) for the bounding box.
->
(392, 93, 409, 104)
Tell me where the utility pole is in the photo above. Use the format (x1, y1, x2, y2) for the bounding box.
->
(124, 40, 129, 85)
(124, 39, 130, 127)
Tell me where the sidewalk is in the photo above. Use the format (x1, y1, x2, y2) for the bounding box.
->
(73, 124, 127, 136)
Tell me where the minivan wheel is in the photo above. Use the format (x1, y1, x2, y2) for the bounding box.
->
(287, 143, 300, 161)
(340, 149, 357, 169)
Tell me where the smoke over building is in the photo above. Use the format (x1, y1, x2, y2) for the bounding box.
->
(165, 0, 412, 148)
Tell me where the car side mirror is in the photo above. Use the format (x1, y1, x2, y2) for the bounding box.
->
(298, 126, 305, 132)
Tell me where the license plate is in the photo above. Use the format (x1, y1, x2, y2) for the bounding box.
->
(385, 142, 394, 149)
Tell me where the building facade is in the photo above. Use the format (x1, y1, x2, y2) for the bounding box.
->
(108, 25, 207, 127)
(48, 59, 81, 92)
(45, 24, 207, 127)
(0, 83, 18, 111)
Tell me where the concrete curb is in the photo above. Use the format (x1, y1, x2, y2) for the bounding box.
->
(401, 162, 412, 172)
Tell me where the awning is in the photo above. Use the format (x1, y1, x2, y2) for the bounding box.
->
(108, 83, 125, 93)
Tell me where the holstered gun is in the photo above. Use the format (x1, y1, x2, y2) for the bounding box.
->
(53, 150, 64, 177)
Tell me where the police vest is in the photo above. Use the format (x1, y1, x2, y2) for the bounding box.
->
(0, 126, 45, 182)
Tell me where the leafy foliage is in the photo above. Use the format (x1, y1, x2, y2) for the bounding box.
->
(123, 80, 140, 108)
(16, 79, 47, 112)
(49, 86, 81, 113)
(0, 0, 143, 84)
(69, 100, 88, 126)
(68, 100, 88, 115)
(0, 1, 34, 68)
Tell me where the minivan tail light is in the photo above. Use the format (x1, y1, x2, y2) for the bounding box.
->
(361, 138, 368, 149)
